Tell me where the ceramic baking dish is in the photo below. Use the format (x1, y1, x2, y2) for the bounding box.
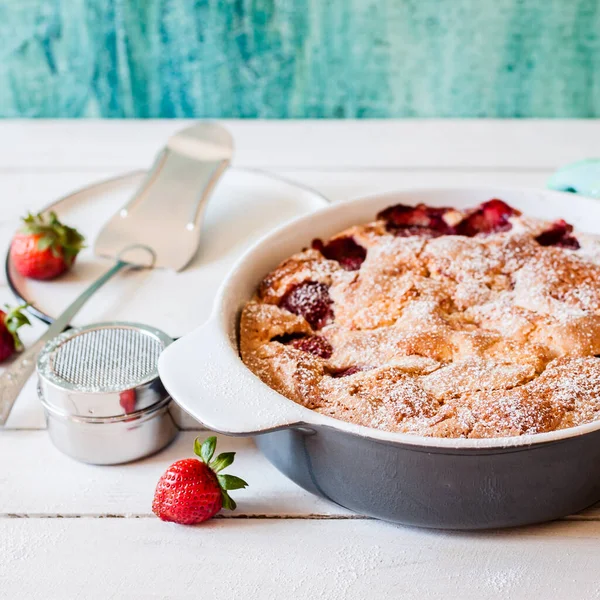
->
(158, 187, 600, 529)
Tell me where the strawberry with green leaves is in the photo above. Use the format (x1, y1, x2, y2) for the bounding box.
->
(0, 304, 30, 362)
(152, 436, 248, 525)
(10, 211, 85, 280)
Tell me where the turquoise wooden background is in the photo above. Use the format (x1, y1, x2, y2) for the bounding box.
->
(1, 0, 599, 118)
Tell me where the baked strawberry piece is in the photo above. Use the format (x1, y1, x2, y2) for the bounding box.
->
(273, 333, 333, 358)
(280, 281, 333, 329)
(377, 203, 455, 237)
(330, 365, 372, 378)
(290, 335, 333, 358)
(455, 199, 521, 237)
(535, 219, 580, 250)
(312, 236, 367, 271)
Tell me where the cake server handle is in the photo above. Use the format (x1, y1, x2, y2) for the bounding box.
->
(0, 259, 129, 426)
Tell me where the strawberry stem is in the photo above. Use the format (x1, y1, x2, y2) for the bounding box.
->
(193, 436, 248, 511)
(195, 436, 217, 464)
(20, 211, 86, 265)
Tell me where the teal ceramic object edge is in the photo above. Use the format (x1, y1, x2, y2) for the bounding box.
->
(548, 159, 600, 199)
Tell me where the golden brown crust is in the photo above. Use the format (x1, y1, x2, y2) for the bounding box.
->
(239, 206, 600, 438)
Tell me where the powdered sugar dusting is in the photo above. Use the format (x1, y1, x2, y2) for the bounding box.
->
(240, 200, 600, 439)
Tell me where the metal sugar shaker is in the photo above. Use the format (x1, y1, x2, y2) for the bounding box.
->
(37, 322, 178, 465)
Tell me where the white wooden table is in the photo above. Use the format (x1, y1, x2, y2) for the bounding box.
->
(2, 120, 600, 599)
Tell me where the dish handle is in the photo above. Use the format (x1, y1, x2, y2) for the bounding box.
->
(158, 317, 314, 436)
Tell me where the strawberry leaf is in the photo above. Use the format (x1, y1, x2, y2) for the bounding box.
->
(195, 436, 217, 464)
(210, 452, 235, 473)
(20, 211, 85, 265)
(221, 490, 237, 511)
(190, 436, 247, 513)
(193, 437, 203, 459)
(36, 236, 53, 251)
(3, 304, 30, 352)
(217, 474, 248, 491)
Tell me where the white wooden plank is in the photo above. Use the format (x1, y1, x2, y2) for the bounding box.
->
(0, 371, 46, 429)
(1, 123, 599, 595)
(0, 169, 122, 220)
(2, 518, 600, 600)
(0, 431, 349, 517)
(0, 119, 596, 170)
(2, 429, 599, 520)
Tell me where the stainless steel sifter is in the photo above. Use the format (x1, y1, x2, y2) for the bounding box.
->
(37, 322, 177, 464)
(0, 122, 234, 425)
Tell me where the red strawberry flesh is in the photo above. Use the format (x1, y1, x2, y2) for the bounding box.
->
(152, 436, 248, 526)
(330, 365, 372, 378)
(152, 458, 222, 525)
(377, 203, 455, 237)
(312, 236, 367, 271)
(291, 335, 333, 358)
(455, 199, 520, 237)
(10, 233, 70, 280)
(386, 225, 446, 239)
(10, 211, 86, 280)
(272, 333, 333, 359)
(280, 281, 333, 329)
(535, 219, 580, 250)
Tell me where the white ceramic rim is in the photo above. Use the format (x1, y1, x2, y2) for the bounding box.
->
(163, 185, 600, 450)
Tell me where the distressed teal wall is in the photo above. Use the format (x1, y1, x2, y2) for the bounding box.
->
(0, 0, 599, 118)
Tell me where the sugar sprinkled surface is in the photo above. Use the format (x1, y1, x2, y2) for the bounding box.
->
(240, 201, 600, 439)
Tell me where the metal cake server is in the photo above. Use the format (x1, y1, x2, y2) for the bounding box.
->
(0, 122, 234, 425)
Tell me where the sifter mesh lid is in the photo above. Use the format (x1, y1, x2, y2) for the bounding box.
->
(38, 323, 172, 394)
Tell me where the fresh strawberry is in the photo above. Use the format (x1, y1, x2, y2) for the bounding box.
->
(0, 304, 30, 362)
(152, 436, 248, 525)
(10, 211, 85, 280)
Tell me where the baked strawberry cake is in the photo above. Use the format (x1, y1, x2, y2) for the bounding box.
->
(240, 199, 600, 438)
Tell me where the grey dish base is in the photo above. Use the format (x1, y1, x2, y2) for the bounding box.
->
(255, 426, 600, 530)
